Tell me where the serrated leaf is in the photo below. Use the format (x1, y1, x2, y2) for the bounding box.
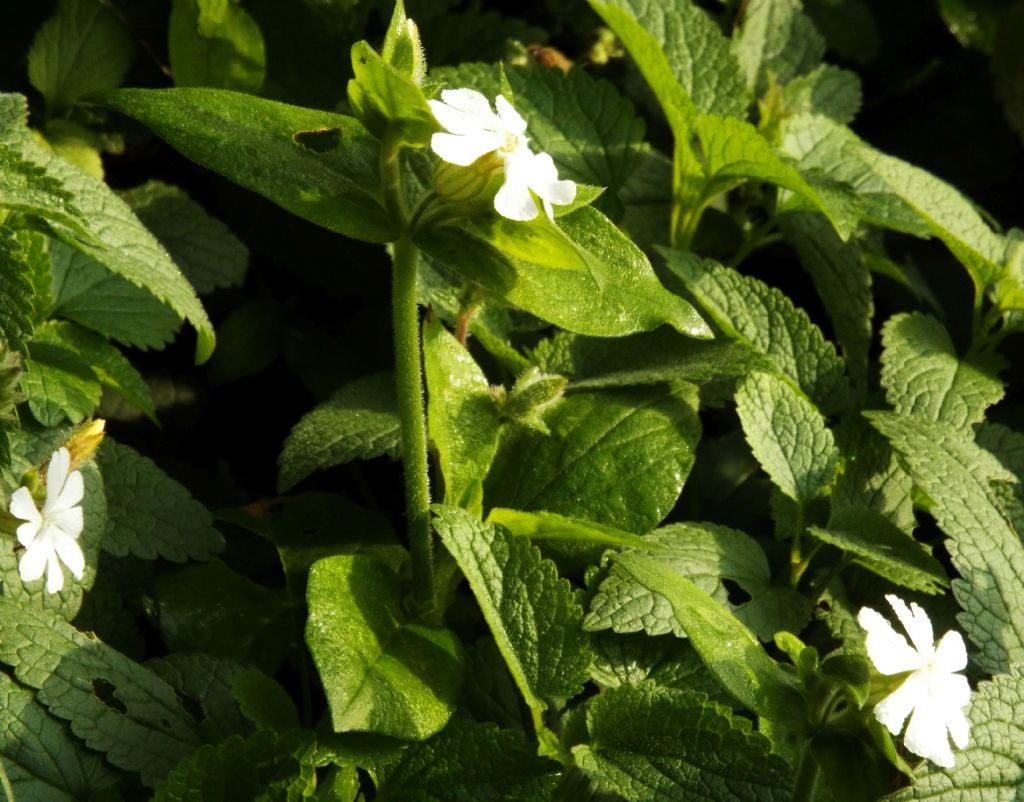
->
(306, 554, 462, 739)
(277, 372, 399, 493)
(573, 683, 792, 802)
(663, 250, 848, 412)
(867, 412, 1024, 674)
(154, 729, 316, 802)
(423, 318, 499, 515)
(780, 65, 862, 125)
(880, 312, 1004, 432)
(0, 228, 38, 354)
(28, 0, 135, 113)
(488, 508, 654, 551)
(375, 721, 560, 801)
(120, 181, 249, 295)
(0, 599, 202, 786)
(458, 637, 530, 732)
(883, 669, 1024, 801)
(101, 88, 396, 244)
(22, 340, 102, 426)
(485, 384, 701, 534)
(733, 0, 825, 94)
(1, 94, 214, 362)
(169, 0, 266, 94)
(0, 671, 120, 801)
(96, 438, 224, 561)
(432, 506, 592, 716)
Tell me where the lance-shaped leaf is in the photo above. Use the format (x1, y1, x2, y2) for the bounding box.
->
(375, 721, 561, 801)
(432, 506, 592, 717)
(0, 228, 38, 355)
(488, 508, 654, 551)
(880, 312, 1004, 432)
(611, 552, 807, 730)
(21, 340, 102, 427)
(101, 88, 396, 244)
(0, 599, 203, 786)
(732, 0, 825, 93)
(305, 554, 463, 740)
(348, 40, 435, 146)
(572, 684, 793, 802)
(867, 412, 1024, 674)
(735, 371, 839, 504)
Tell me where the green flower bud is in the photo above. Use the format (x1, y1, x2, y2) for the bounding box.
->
(433, 151, 504, 204)
(498, 368, 568, 434)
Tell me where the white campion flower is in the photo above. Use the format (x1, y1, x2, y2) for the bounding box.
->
(858, 594, 971, 768)
(428, 88, 576, 221)
(8, 447, 85, 594)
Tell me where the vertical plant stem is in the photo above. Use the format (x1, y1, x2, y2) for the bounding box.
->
(792, 743, 819, 802)
(789, 503, 806, 587)
(392, 237, 434, 610)
(0, 760, 14, 802)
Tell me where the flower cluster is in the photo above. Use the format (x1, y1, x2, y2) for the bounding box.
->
(8, 447, 86, 594)
(858, 595, 971, 768)
(428, 88, 576, 222)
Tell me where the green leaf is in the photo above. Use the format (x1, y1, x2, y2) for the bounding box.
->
(423, 318, 500, 514)
(96, 438, 224, 561)
(229, 667, 301, 732)
(585, 522, 809, 641)
(431, 506, 592, 716)
(0, 599, 203, 786)
(486, 384, 701, 534)
(880, 312, 1004, 432)
(867, 412, 1024, 674)
(169, 0, 267, 94)
(375, 721, 560, 801)
(732, 0, 825, 94)
(488, 508, 655, 551)
(155, 560, 294, 673)
(610, 553, 807, 729)
(0, 671, 120, 801)
(417, 206, 711, 339)
(306, 554, 463, 739)
(101, 88, 396, 243)
(22, 340, 102, 426)
(1, 94, 215, 363)
(779, 65, 862, 125)
(735, 371, 839, 504)
(50, 239, 183, 351)
(277, 372, 399, 493)
(28, 0, 135, 113)
(205, 298, 282, 385)
(883, 669, 1024, 801)
(0, 230, 37, 355)
(809, 506, 947, 594)
(663, 250, 849, 412)
(348, 41, 436, 146)
(120, 181, 249, 295)
(573, 684, 793, 802)
(154, 729, 316, 802)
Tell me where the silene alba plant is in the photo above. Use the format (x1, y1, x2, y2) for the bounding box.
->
(1, 0, 1024, 799)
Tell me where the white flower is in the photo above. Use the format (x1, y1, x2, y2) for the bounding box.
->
(428, 87, 576, 221)
(8, 447, 85, 594)
(858, 594, 971, 768)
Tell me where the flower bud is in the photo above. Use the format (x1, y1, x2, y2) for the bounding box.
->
(433, 151, 504, 204)
(66, 418, 105, 470)
(498, 368, 568, 434)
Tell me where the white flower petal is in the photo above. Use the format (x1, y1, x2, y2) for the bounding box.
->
(887, 594, 935, 658)
(495, 95, 528, 135)
(933, 629, 968, 674)
(931, 671, 972, 711)
(525, 152, 577, 206)
(944, 704, 971, 749)
(45, 552, 64, 594)
(9, 486, 42, 524)
(18, 541, 49, 583)
(494, 179, 539, 221)
(46, 469, 83, 515)
(874, 672, 927, 735)
(430, 131, 503, 166)
(858, 606, 923, 674)
(53, 533, 85, 580)
(46, 448, 71, 498)
(903, 702, 956, 768)
(15, 520, 42, 549)
(48, 506, 84, 540)
(428, 99, 497, 138)
(439, 88, 495, 118)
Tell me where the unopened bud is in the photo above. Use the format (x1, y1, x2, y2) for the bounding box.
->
(434, 151, 504, 204)
(499, 368, 568, 434)
(382, 1, 427, 85)
(66, 419, 105, 469)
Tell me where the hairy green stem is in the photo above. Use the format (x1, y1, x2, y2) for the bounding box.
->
(792, 742, 819, 802)
(392, 237, 435, 611)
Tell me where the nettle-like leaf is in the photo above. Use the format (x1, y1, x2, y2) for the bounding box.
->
(305, 553, 463, 740)
(735, 371, 839, 505)
(664, 250, 849, 412)
(120, 180, 249, 295)
(489, 508, 654, 552)
(431, 506, 592, 718)
(0, 227, 38, 355)
(21, 340, 102, 426)
(880, 312, 1004, 432)
(0, 94, 214, 362)
(375, 721, 561, 801)
(168, 0, 267, 94)
(0, 599, 202, 786)
(585, 522, 810, 641)
(277, 372, 399, 493)
(485, 383, 701, 534)
(153, 729, 316, 802)
(883, 669, 1024, 801)
(423, 318, 500, 514)
(780, 65, 863, 125)
(572, 684, 793, 802)
(96, 439, 224, 562)
(732, 0, 824, 94)
(868, 412, 1024, 674)
(101, 88, 396, 243)
(27, 0, 135, 113)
